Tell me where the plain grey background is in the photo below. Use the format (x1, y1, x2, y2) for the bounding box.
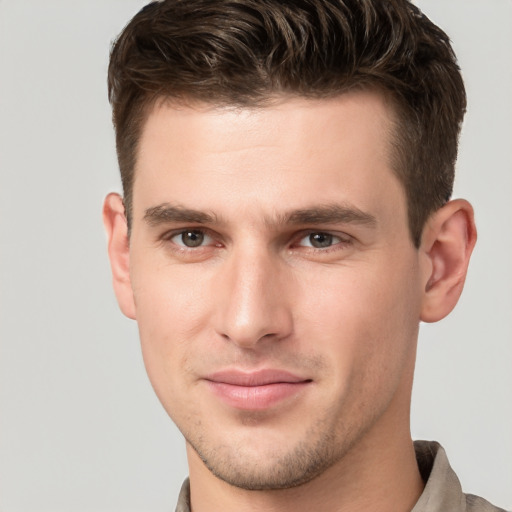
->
(0, 1, 510, 511)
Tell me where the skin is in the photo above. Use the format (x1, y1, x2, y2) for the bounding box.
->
(104, 90, 476, 512)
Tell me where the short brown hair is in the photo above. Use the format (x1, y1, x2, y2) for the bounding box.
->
(108, 0, 466, 246)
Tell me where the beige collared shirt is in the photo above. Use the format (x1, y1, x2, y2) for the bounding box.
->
(175, 441, 507, 512)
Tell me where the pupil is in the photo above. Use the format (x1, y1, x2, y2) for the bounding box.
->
(183, 231, 204, 247)
(310, 233, 332, 248)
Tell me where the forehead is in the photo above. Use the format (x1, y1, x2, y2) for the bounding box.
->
(137, 90, 396, 161)
(133, 91, 405, 227)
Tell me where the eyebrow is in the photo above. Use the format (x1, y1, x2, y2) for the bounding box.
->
(283, 204, 377, 227)
(143, 202, 377, 228)
(144, 204, 217, 226)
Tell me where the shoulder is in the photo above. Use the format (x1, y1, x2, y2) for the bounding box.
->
(465, 493, 508, 512)
(413, 441, 509, 512)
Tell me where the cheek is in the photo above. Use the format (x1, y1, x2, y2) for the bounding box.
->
(296, 258, 421, 385)
(129, 261, 211, 400)
(132, 255, 209, 331)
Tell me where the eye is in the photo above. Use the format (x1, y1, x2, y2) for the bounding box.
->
(297, 232, 347, 249)
(171, 230, 213, 248)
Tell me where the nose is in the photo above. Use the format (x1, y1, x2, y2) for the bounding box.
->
(213, 246, 294, 349)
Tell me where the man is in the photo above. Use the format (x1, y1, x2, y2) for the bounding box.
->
(102, 1, 504, 511)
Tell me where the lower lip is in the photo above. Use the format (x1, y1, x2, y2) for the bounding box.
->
(205, 381, 310, 410)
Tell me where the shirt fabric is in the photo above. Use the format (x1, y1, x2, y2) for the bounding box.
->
(175, 440, 507, 512)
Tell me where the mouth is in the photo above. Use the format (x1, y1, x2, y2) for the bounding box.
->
(203, 369, 312, 410)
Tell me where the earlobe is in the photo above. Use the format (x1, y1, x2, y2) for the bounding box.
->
(419, 199, 477, 323)
(102, 193, 136, 320)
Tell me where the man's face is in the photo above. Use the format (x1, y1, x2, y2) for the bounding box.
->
(124, 91, 426, 489)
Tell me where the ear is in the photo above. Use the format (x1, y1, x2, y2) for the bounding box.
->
(102, 193, 136, 319)
(419, 199, 477, 323)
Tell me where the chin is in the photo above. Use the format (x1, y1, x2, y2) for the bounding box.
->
(185, 419, 348, 491)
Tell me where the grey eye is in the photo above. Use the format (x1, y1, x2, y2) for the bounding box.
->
(308, 233, 335, 248)
(174, 230, 206, 247)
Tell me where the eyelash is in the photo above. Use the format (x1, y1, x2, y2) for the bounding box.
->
(295, 232, 351, 251)
(160, 228, 353, 255)
(161, 228, 220, 250)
